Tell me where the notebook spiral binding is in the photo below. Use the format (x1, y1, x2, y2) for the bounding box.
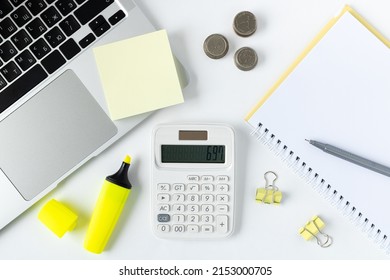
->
(250, 122, 390, 253)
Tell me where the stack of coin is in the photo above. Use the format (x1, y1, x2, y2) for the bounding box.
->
(203, 34, 229, 59)
(203, 11, 259, 71)
(233, 11, 257, 37)
(234, 47, 258, 71)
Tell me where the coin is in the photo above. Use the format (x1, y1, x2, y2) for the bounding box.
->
(203, 34, 229, 59)
(234, 47, 258, 71)
(233, 11, 257, 37)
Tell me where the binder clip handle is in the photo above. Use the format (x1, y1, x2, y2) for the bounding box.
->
(255, 171, 282, 204)
(299, 216, 333, 248)
(264, 171, 278, 190)
(305, 226, 333, 248)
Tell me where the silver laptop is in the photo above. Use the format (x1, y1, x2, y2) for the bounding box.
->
(0, 0, 184, 230)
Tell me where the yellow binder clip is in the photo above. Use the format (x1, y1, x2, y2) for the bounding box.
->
(255, 171, 282, 204)
(299, 215, 333, 248)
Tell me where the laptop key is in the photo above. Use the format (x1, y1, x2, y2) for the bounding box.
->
(0, 75, 7, 90)
(0, 18, 18, 39)
(109, 10, 126, 26)
(0, 41, 18, 62)
(0, 2, 13, 19)
(1, 61, 22, 83)
(74, 0, 114, 25)
(89, 15, 110, 37)
(9, 0, 24, 8)
(41, 50, 66, 74)
(41, 6, 63, 28)
(59, 15, 81, 36)
(11, 6, 33, 28)
(11, 29, 33, 51)
(15, 49, 36, 71)
(30, 38, 51, 60)
(44, 27, 66, 48)
(79, 33, 95, 48)
(0, 64, 48, 114)
(26, 18, 47, 39)
(59, 38, 81, 60)
(26, 0, 47, 16)
(55, 0, 77, 16)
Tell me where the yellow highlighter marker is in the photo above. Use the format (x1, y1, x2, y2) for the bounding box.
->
(84, 155, 132, 254)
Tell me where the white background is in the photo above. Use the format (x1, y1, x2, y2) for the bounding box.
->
(1, 0, 390, 260)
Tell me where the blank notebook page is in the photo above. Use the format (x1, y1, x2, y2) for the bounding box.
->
(247, 11, 390, 238)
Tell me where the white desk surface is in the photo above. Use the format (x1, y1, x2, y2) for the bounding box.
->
(1, 0, 390, 260)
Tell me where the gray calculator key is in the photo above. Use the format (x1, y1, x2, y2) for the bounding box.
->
(157, 213, 170, 223)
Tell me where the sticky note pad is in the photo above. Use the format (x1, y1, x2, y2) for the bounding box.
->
(93, 30, 184, 120)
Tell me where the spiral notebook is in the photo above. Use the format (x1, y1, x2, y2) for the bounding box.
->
(245, 6, 390, 252)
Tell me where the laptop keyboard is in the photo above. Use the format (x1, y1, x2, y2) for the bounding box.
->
(0, 0, 126, 114)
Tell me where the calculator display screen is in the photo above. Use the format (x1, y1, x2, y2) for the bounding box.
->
(161, 145, 225, 163)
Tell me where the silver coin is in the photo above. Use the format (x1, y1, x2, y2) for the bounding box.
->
(203, 34, 229, 59)
(233, 11, 257, 37)
(234, 47, 258, 71)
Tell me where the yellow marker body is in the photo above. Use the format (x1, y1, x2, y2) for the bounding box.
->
(84, 156, 132, 254)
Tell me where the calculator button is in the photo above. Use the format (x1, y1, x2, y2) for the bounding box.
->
(201, 194, 214, 202)
(187, 225, 199, 233)
(187, 194, 200, 202)
(157, 213, 170, 223)
(201, 214, 214, 223)
(172, 183, 185, 191)
(216, 204, 229, 213)
(201, 204, 214, 213)
(202, 225, 214, 233)
(201, 183, 214, 192)
(217, 184, 229, 192)
(216, 215, 229, 233)
(157, 193, 170, 202)
(217, 194, 229, 202)
(187, 183, 199, 192)
(158, 204, 170, 212)
(172, 204, 185, 213)
(157, 183, 170, 191)
(172, 193, 185, 202)
(187, 175, 200, 181)
(187, 204, 200, 213)
(188, 214, 200, 223)
(157, 224, 170, 233)
(172, 214, 185, 223)
(216, 175, 229, 182)
(172, 225, 185, 233)
(201, 175, 214, 182)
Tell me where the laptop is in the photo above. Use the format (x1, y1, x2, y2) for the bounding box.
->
(0, 0, 185, 230)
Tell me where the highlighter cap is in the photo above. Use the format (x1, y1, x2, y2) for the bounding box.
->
(106, 155, 132, 189)
(38, 199, 78, 238)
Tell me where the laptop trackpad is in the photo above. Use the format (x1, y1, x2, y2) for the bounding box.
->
(0, 70, 118, 201)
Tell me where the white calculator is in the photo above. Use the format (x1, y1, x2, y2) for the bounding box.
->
(151, 124, 235, 238)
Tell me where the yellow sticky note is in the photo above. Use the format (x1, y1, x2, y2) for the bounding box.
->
(93, 30, 184, 120)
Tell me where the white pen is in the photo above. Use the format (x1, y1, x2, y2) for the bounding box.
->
(305, 139, 390, 177)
